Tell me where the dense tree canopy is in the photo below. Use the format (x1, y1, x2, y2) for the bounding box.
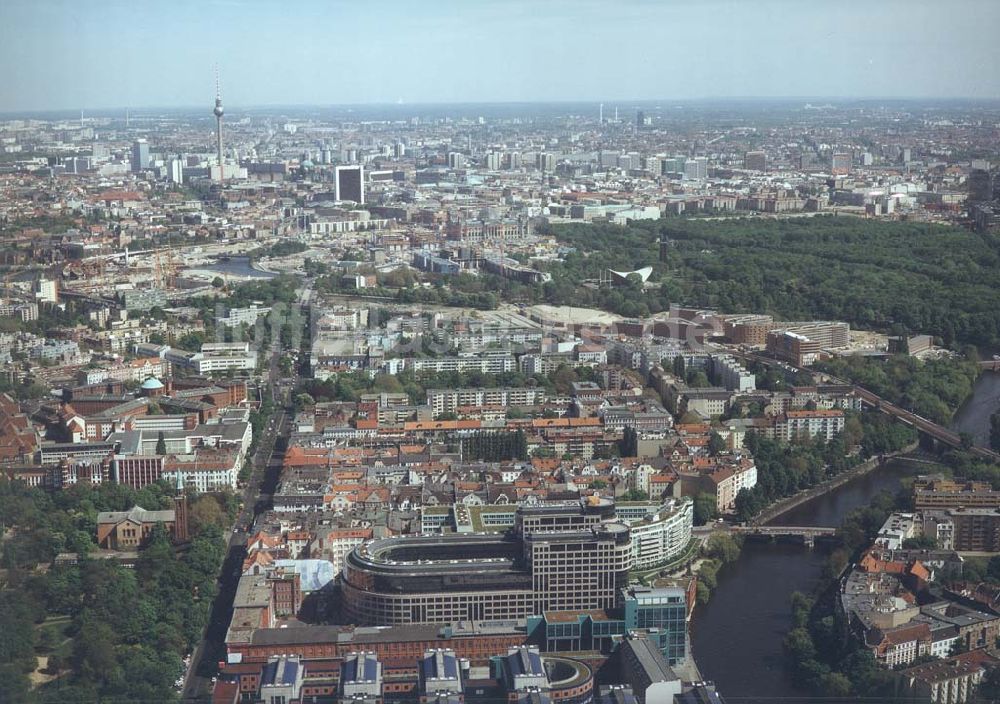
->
(0, 479, 175, 569)
(542, 217, 1000, 347)
(0, 478, 231, 703)
(254, 240, 308, 258)
(816, 354, 980, 425)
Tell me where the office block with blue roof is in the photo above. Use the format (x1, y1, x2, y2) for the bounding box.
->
(490, 645, 595, 704)
(420, 648, 465, 704)
(498, 645, 549, 692)
(341, 651, 382, 703)
(260, 655, 304, 704)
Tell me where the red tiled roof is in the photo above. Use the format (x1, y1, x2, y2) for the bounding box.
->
(882, 622, 930, 646)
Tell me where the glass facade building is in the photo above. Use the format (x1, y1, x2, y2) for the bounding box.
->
(527, 586, 687, 665)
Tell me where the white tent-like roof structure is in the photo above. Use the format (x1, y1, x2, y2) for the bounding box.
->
(608, 266, 653, 284)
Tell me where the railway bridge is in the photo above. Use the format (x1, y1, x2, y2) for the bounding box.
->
(733, 351, 1000, 463)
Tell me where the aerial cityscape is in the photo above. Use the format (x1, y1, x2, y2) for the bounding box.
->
(2, 2, 1000, 704)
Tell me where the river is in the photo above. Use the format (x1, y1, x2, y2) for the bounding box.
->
(691, 374, 1000, 701)
(952, 370, 1000, 448)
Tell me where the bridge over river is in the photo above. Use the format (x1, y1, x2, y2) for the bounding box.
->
(729, 525, 837, 547)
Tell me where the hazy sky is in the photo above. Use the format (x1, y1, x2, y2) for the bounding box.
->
(2, 0, 999, 111)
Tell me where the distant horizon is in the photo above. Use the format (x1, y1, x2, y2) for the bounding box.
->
(5, 95, 1000, 119)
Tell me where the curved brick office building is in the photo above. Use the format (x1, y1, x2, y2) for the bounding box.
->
(342, 522, 632, 626)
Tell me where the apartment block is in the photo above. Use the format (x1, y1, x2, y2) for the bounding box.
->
(775, 410, 845, 442)
(774, 410, 844, 442)
(407, 353, 515, 375)
(708, 354, 756, 392)
(913, 476, 1000, 511)
(426, 387, 546, 416)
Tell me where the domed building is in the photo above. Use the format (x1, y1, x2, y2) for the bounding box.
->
(140, 377, 165, 398)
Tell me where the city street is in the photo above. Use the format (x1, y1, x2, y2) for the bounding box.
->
(181, 329, 297, 701)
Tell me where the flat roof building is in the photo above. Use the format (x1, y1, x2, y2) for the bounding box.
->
(342, 521, 632, 626)
(420, 648, 463, 704)
(336, 165, 365, 204)
(260, 656, 304, 704)
(500, 646, 548, 692)
(341, 651, 383, 703)
(598, 685, 639, 704)
(618, 634, 682, 704)
(527, 585, 688, 665)
(913, 476, 1000, 510)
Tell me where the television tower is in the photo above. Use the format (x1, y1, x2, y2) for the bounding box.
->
(213, 69, 225, 183)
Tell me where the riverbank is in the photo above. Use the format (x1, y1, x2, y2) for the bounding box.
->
(193, 256, 277, 281)
(753, 442, 919, 526)
(952, 370, 1000, 449)
(691, 541, 830, 702)
(691, 372, 1000, 699)
(645, 537, 734, 689)
(250, 258, 279, 275)
(690, 457, 942, 699)
(632, 538, 701, 583)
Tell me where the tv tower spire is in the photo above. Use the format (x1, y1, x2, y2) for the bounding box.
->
(213, 67, 225, 184)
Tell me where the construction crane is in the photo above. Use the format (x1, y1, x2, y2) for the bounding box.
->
(164, 242, 179, 289)
(152, 250, 164, 289)
(151, 244, 180, 290)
